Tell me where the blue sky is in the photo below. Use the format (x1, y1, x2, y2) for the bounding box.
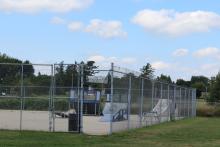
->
(0, 0, 220, 81)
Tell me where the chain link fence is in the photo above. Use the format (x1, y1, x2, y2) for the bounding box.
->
(110, 65, 196, 134)
(0, 63, 196, 135)
(0, 63, 53, 131)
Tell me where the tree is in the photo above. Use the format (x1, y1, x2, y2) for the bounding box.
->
(0, 53, 34, 85)
(176, 79, 191, 87)
(82, 61, 98, 88)
(55, 61, 65, 86)
(209, 73, 220, 102)
(23, 60, 34, 78)
(191, 76, 209, 86)
(191, 76, 210, 98)
(64, 63, 78, 87)
(140, 63, 154, 79)
(156, 74, 172, 83)
(54, 61, 98, 88)
(191, 82, 206, 98)
(84, 61, 98, 76)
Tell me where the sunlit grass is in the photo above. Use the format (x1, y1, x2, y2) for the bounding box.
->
(0, 117, 220, 147)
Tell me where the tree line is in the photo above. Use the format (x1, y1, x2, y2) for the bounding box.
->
(0, 53, 98, 96)
(141, 63, 220, 102)
(0, 53, 220, 102)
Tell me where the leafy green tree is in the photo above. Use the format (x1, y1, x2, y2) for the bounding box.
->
(64, 63, 78, 87)
(191, 82, 206, 98)
(32, 72, 51, 86)
(140, 63, 154, 79)
(209, 73, 220, 102)
(23, 60, 34, 78)
(84, 61, 98, 76)
(0, 53, 22, 85)
(191, 76, 209, 86)
(0, 53, 34, 85)
(157, 74, 173, 83)
(176, 79, 191, 87)
(55, 61, 65, 86)
(191, 76, 209, 98)
(54, 61, 98, 88)
(82, 61, 98, 88)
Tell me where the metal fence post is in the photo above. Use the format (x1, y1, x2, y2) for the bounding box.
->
(77, 65, 80, 133)
(188, 89, 190, 118)
(173, 86, 176, 120)
(23, 86, 25, 110)
(127, 75, 132, 130)
(160, 83, 163, 123)
(20, 64, 24, 131)
(191, 89, 194, 118)
(52, 64, 56, 132)
(49, 64, 53, 132)
(151, 81, 155, 110)
(179, 88, 182, 118)
(167, 84, 170, 121)
(194, 89, 197, 117)
(110, 63, 114, 134)
(80, 64, 84, 133)
(140, 78, 144, 127)
(184, 88, 187, 118)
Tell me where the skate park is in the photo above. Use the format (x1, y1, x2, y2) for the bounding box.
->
(0, 63, 196, 135)
(0, 98, 181, 135)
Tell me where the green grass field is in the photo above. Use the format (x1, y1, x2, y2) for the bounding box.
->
(0, 117, 220, 147)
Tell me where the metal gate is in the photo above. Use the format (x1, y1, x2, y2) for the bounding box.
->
(53, 64, 82, 133)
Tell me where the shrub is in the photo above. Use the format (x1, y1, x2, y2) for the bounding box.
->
(0, 98, 69, 111)
(197, 100, 220, 117)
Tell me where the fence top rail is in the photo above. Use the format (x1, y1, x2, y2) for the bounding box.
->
(112, 64, 197, 91)
(112, 70, 195, 91)
(54, 63, 79, 66)
(0, 62, 196, 91)
(89, 69, 111, 72)
(0, 63, 53, 66)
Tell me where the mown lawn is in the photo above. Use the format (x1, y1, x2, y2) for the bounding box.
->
(0, 117, 220, 147)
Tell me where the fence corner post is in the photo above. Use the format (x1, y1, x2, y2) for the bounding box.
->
(110, 63, 114, 135)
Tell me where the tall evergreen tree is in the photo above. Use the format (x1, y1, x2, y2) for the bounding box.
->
(140, 63, 154, 79)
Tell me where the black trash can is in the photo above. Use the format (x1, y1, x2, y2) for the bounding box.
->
(68, 113, 80, 132)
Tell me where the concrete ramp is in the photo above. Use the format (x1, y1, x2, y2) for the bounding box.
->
(143, 99, 172, 124)
(153, 99, 170, 116)
(100, 102, 127, 122)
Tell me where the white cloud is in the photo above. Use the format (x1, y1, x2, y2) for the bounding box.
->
(172, 48, 189, 57)
(85, 19, 127, 39)
(88, 55, 106, 63)
(68, 21, 84, 32)
(152, 61, 170, 70)
(88, 55, 118, 65)
(132, 9, 220, 36)
(88, 55, 136, 68)
(152, 60, 220, 81)
(183, 63, 220, 78)
(52, 18, 127, 39)
(193, 47, 220, 59)
(200, 63, 219, 71)
(200, 63, 220, 77)
(121, 57, 136, 64)
(0, 0, 94, 13)
(50, 16, 65, 24)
